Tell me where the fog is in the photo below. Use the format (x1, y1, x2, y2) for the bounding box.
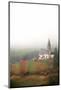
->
(10, 3, 58, 49)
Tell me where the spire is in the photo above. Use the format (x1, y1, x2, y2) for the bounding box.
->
(47, 39, 51, 54)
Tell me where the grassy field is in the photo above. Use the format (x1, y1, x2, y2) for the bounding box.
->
(10, 75, 49, 87)
(10, 61, 59, 88)
(10, 60, 51, 75)
(10, 71, 59, 88)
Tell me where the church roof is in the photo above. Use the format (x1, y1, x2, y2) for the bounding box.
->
(39, 49, 49, 55)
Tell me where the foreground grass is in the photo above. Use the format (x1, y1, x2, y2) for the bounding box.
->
(10, 75, 49, 88)
(10, 60, 59, 88)
(10, 72, 59, 88)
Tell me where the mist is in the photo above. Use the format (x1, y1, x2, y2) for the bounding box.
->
(10, 3, 58, 49)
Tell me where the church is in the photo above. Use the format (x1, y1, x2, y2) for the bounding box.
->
(38, 39, 54, 60)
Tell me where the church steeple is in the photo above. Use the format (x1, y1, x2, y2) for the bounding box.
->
(47, 39, 51, 54)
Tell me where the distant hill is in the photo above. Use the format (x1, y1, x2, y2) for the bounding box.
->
(10, 48, 54, 64)
(10, 49, 40, 64)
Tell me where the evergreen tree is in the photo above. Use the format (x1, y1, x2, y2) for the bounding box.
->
(54, 47, 59, 68)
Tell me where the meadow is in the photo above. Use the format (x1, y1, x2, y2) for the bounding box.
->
(10, 48, 59, 88)
(10, 60, 59, 88)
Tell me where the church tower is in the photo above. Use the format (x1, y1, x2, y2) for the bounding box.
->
(47, 39, 51, 55)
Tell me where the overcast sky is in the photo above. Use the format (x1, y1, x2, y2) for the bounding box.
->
(10, 3, 58, 49)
